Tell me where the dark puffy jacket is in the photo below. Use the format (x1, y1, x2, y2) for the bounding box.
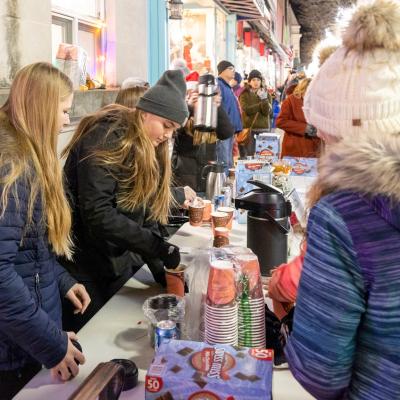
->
(61, 120, 166, 280)
(172, 106, 234, 192)
(0, 118, 76, 371)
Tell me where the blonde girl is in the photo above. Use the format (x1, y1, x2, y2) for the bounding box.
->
(0, 62, 90, 398)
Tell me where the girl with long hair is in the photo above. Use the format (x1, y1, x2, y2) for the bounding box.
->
(60, 70, 189, 332)
(0, 62, 90, 398)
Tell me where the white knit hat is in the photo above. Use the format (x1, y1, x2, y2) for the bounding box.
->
(304, 0, 400, 140)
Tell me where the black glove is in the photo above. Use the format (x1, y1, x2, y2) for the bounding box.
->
(305, 123, 317, 138)
(157, 241, 181, 269)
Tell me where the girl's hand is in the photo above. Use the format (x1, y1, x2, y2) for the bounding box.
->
(65, 284, 91, 315)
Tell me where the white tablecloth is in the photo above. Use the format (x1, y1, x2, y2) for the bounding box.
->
(16, 221, 314, 400)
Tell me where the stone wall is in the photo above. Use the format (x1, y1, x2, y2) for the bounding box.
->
(0, 0, 52, 87)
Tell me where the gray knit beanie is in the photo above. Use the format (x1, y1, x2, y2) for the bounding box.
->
(136, 70, 189, 125)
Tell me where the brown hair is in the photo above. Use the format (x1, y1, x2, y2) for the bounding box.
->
(0, 62, 73, 258)
(293, 78, 312, 98)
(115, 86, 148, 109)
(62, 104, 172, 224)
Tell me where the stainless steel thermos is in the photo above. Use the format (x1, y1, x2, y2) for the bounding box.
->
(193, 74, 218, 132)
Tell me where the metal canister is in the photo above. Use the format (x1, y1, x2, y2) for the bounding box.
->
(154, 320, 178, 349)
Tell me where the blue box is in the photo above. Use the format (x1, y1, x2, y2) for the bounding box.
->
(145, 340, 273, 400)
(282, 157, 318, 177)
(255, 133, 280, 160)
(235, 160, 272, 197)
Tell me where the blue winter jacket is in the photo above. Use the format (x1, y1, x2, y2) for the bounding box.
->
(217, 77, 243, 133)
(0, 118, 76, 371)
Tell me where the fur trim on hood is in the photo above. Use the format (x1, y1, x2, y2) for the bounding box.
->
(315, 133, 400, 203)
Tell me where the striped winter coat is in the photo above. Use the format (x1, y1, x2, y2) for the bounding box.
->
(285, 134, 400, 400)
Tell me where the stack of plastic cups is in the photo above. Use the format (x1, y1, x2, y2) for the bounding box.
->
(236, 254, 266, 348)
(205, 260, 238, 346)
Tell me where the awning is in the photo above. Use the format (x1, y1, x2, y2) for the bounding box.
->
(251, 20, 289, 62)
(217, 0, 270, 20)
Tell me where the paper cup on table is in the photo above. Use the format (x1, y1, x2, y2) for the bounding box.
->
(206, 260, 236, 306)
(189, 205, 204, 226)
(202, 200, 212, 222)
(164, 264, 187, 297)
(213, 227, 230, 248)
(217, 206, 235, 230)
(211, 211, 229, 235)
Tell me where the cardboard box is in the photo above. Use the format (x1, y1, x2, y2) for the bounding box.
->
(282, 157, 318, 177)
(145, 340, 273, 400)
(255, 133, 280, 160)
(235, 160, 272, 197)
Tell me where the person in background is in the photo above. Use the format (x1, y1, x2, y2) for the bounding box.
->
(231, 71, 245, 98)
(170, 58, 190, 77)
(115, 76, 150, 109)
(284, 71, 305, 99)
(278, 69, 296, 102)
(276, 78, 321, 158)
(0, 63, 91, 398)
(230, 71, 244, 162)
(60, 70, 188, 332)
(216, 60, 243, 172)
(284, 1, 400, 398)
(238, 69, 272, 158)
(172, 76, 234, 193)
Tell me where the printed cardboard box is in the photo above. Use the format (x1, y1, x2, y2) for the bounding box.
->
(145, 340, 273, 400)
(255, 133, 280, 160)
(281, 157, 318, 177)
(235, 160, 272, 198)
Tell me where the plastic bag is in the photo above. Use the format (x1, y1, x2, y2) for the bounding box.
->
(183, 249, 211, 341)
(143, 294, 185, 348)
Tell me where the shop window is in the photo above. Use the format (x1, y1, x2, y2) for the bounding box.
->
(51, 15, 72, 62)
(51, 0, 105, 82)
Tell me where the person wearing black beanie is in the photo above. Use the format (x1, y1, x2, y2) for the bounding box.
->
(60, 70, 189, 332)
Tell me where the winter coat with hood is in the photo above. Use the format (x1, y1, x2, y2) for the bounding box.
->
(61, 118, 166, 282)
(276, 94, 321, 158)
(239, 87, 271, 130)
(285, 134, 400, 400)
(172, 106, 234, 192)
(0, 113, 76, 371)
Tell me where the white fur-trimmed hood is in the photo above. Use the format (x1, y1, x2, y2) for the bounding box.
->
(316, 133, 400, 203)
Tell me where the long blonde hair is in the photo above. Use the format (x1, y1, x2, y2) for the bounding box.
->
(115, 86, 148, 109)
(0, 62, 73, 258)
(293, 78, 311, 98)
(62, 104, 172, 224)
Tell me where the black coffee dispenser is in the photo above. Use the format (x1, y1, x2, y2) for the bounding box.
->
(235, 180, 291, 276)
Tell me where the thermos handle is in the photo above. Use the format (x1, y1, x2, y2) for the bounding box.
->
(201, 164, 212, 180)
(262, 209, 291, 234)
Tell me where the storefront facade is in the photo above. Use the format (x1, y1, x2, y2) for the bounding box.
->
(168, 0, 236, 75)
(147, 0, 236, 82)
